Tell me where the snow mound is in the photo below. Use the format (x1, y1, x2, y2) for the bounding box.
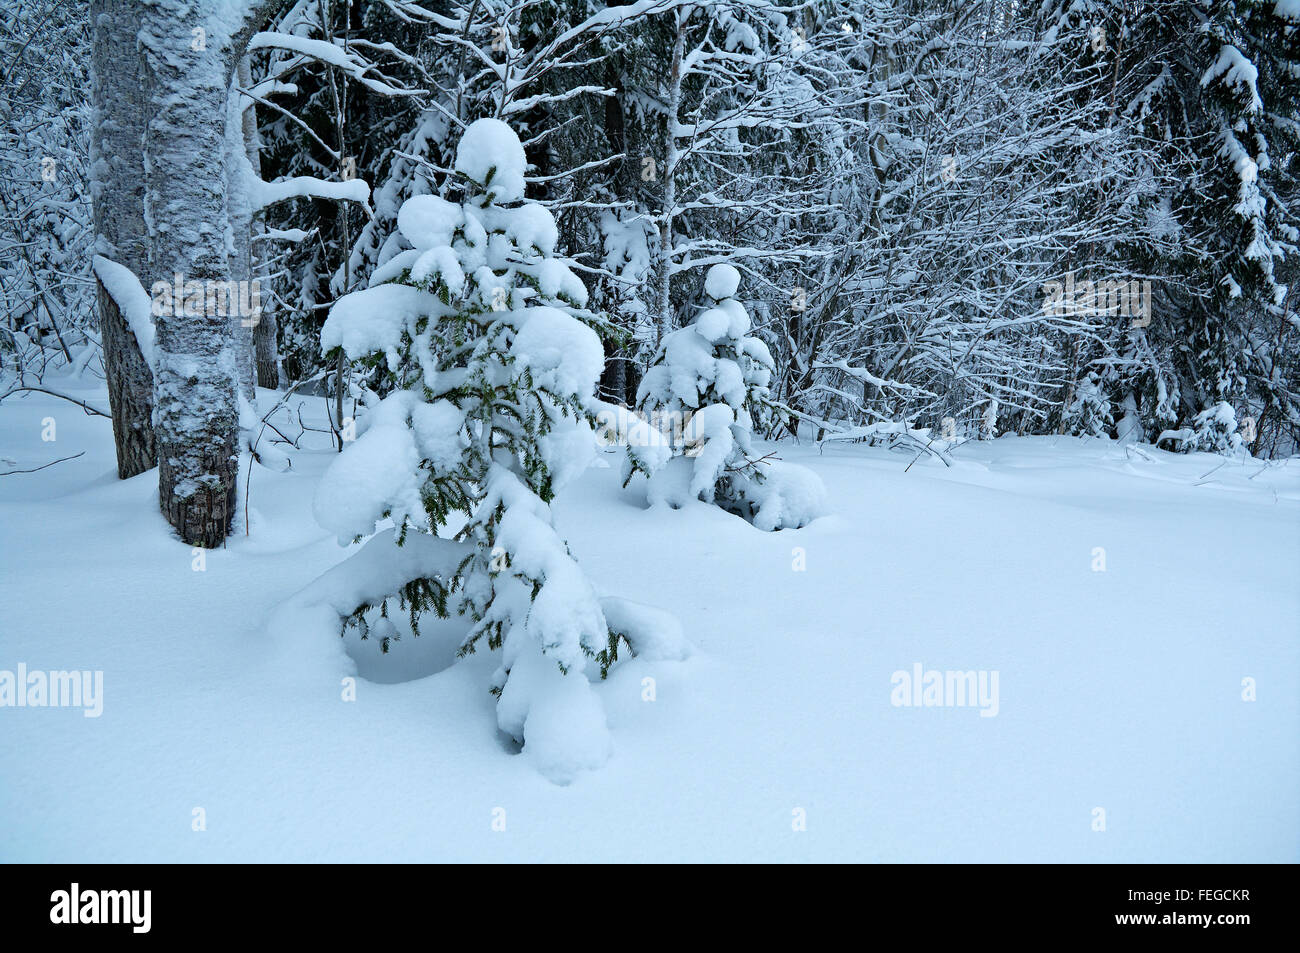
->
(321, 284, 438, 366)
(312, 394, 425, 541)
(695, 306, 731, 343)
(540, 418, 597, 493)
(411, 399, 467, 475)
(593, 401, 674, 475)
(265, 528, 469, 685)
(502, 203, 558, 254)
(734, 460, 827, 531)
(409, 246, 465, 293)
(645, 455, 697, 509)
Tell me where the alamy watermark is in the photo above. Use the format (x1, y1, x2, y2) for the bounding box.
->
(50, 884, 150, 933)
(1042, 271, 1151, 328)
(0, 664, 103, 717)
(595, 405, 710, 456)
(890, 663, 999, 717)
(150, 273, 262, 327)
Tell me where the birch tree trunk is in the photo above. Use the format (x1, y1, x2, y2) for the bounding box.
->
(139, 6, 241, 547)
(226, 58, 256, 403)
(90, 0, 156, 479)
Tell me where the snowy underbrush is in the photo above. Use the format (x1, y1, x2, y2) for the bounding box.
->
(623, 264, 828, 531)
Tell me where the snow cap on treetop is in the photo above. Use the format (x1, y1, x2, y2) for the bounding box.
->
(705, 263, 741, 301)
(455, 118, 527, 205)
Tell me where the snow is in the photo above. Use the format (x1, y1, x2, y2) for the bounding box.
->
(600, 210, 652, 278)
(694, 306, 732, 343)
(682, 403, 736, 498)
(593, 401, 674, 475)
(733, 460, 828, 532)
(408, 245, 464, 293)
(260, 227, 312, 242)
(454, 118, 528, 205)
(500, 203, 558, 255)
(599, 597, 691, 662)
(267, 526, 469, 686)
(367, 248, 421, 287)
(509, 306, 605, 398)
(640, 329, 715, 409)
(410, 399, 467, 475)
(704, 262, 741, 300)
(495, 642, 612, 785)
(321, 283, 440, 367)
(533, 258, 588, 305)
(247, 32, 414, 98)
(252, 175, 371, 211)
(1201, 45, 1263, 114)
(91, 256, 156, 373)
(2, 380, 1298, 860)
(397, 194, 463, 250)
(311, 393, 426, 543)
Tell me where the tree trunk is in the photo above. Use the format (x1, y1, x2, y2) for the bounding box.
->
(140, 7, 240, 547)
(90, 0, 156, 479)
(226, 58, 257, 403)
(654, 10, 685, 345)
(245, 54, 280, 390)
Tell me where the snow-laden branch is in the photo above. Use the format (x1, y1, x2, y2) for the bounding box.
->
(248, 32, 422, 97)
(251, 176, 371, 212)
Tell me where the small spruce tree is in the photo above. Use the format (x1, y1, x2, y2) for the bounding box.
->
(315, 119, 660, 776)
(632, 264, 825, 530)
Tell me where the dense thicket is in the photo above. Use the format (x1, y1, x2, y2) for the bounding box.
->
(4, 0, 1298, 464)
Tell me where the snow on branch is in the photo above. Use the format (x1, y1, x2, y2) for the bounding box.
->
(248, 32, 422, 97)
(251, 176, 372, 213)
(91, 256, 156, 374)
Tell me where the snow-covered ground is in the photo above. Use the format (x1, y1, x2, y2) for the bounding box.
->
(2, 377, 1297, 862)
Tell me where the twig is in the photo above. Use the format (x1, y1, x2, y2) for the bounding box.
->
(1195, 458, 1229, 485)
(0, 385, 110, 417)
(724, 451, 779, 473)
(904, 436, 938, 473)
(0, 450, 84, 475)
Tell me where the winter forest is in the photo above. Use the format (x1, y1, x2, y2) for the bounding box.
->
(1, 0, 1298, 863)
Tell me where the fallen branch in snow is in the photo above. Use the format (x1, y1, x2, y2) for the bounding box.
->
(904, 436, 943, 473)
(0, 450, 85, 476)
(803, 412, 954, 468)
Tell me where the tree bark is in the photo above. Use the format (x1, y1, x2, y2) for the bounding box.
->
(226, 58, 257, 403)
(140, 5, 241, 547)
(90, 0, 156, 479)
(653, 10, 685, 346)
(134, 0, 290, 546)
(244, 58, 280, 390)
